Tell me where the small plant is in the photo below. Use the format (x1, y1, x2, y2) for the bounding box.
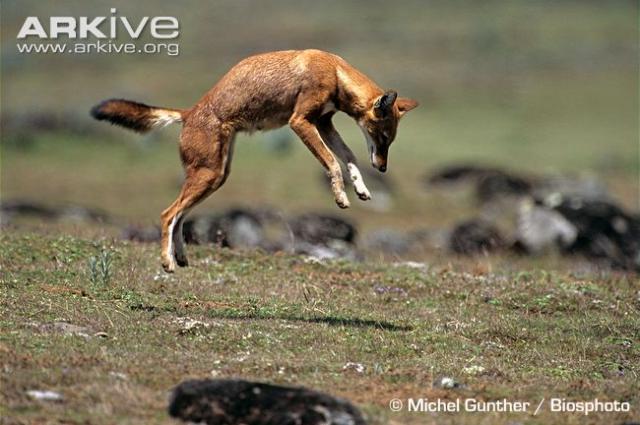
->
(87, 248, 114, 289)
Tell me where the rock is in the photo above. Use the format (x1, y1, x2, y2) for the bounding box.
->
(362, 229, 413, 255)
(0, 200, 58, 221)
(108, 371, 128, 380)
(289, 213, 356, 245)
(462, 365, 486, 376)
(122, 208, 359, 260)
(342, 362, 365, 374)
(0, 200, 111, 226)
(181, 215, 222, 245)
(26, 390, 63, 402)
(3, 111, 104, 135)
(550, 196, 639, 271)
(426, 164, 611, 205)
(295, 240, 358, 261)
(168, 379, 367, 425)
(448, 219, 505, 255)
(172, 317, 212, 335)
(57, 205, 111, 223)
(29, 321, 111, 339)
(426, 164, 533, 203)
(475, 172, 532, 203)
(182, 209, 264, 248)
(434, 376, 461, 389)
(515, 198, 578, 253)
(222, 209, 265, 248)
(289, 213, 358, 260)
(181, 207, 293, 251)
(392, 261, 429, 270)
(534, 175, 610, 202)
(2, 111, 109, 148)
(39, 322, 92, 339)
(363, 228, 447, 256)
(373, 285, 407, 296)
(515, 195, 640, 271)
(426, 164, 504, 184)
(121, 225, 161, 242)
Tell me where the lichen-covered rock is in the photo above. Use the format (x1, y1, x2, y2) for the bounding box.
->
(168, 379, 367, 425)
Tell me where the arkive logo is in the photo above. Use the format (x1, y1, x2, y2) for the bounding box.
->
(17, 8, 179, 39)
(15, 9, 180, 56)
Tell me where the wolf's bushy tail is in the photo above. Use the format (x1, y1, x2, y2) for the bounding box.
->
(90, 99, 185, 133)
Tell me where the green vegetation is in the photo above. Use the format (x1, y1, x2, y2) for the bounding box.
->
(1, 232, 638, 424)
(1, 1, 638, 424)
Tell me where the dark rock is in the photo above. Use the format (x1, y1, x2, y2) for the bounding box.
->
(449, 219, 505, 255)
(534, 175, 609, 202)
(516, 195, 640, 272)
(426, 164, 503, 184)
(475, 172, 532, 203)
(426, 164, 533, 202)
(0, 200, 111, 225)
(2, 111, 107, 145)
(363, 229, 414, 255)
(121, 225, 161, 243)
(122, 209, 265, 247)
(58, 205, 111, 222)
(289, 213, 358, 260)
(26, 390, 63, 402)
(373, 285, 407, 296)
(515, 198, 578, 253)
(28, 321, 106, 339)
(289, 213, 356, 245)
(433, 376, 462, 389)
(182, 208, 265, 249)
(181, 215, 224, 246)
(219, 209, 265, 248)
(426, 164, 611, 205)
(294, 240, 358, 261)
(168, 379, 367, 425)
(0, 200, 58, 223)
(123, 208, 358, 260)
(552, 197, 640, 271)
(363, 228, 447, 256)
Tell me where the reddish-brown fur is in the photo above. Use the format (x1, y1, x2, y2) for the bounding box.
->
(91, 49, 418, 272)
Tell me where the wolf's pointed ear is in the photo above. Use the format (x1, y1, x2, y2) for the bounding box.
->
(373, 90, 398, 118)
(396, 97, 419, 118)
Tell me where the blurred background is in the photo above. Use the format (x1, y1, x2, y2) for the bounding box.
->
(1, 0, 638, 268)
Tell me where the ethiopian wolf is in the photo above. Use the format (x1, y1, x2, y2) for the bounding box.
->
(91, 49, 418, 272)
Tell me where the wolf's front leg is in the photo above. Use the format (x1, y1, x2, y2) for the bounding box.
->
(347, 163, 371, 201)
(317, 116, 371, 202)
(289, 114, 350, 209)
(330, 169, 350, 208)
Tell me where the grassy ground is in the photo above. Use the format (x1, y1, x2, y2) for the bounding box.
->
(1, 1, 638, 423)
(1, 229, 638, 424)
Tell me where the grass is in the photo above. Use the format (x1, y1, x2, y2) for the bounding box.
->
(1, 230, 638, 424)
(1, 1, 638, 423)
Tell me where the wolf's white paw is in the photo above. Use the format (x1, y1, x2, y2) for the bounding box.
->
(348, 163, 371, 201)
(335, 192, 351, 209)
